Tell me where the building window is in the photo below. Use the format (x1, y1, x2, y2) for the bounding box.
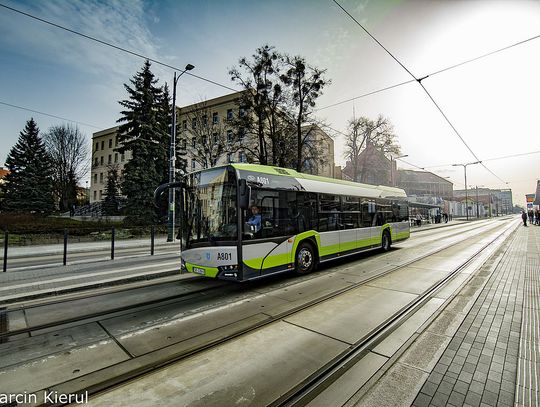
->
(109, 139, 113, 148)
(115, 136, 118, 146)
(227, 153, 233, 163)
(227, 130, 233, 142)
(100, 156, 104, 166)
(213, 132, 218, 143)
(95, 142, 99, 151)
(114, 153, 118, 163)
(99, 190, 102, 199)
(192, 138, 196, 149)
(202, 115, 208, 126)
(227, 109, 233, 121)
(93, 191, 97, 200)
(99, 173, 103, 183)
(94, 157, 98, 167)
(212, 112, 218, 124)
(93, 173, 97, 183)
(239, 128, 245, 141)
(183, 120, 187, 130)
(192, 118, 197, 129)
(108, 154, 112, 164)
(239, 151, 246, 163)
(101, 140, 104, 150)
(239, 106, 246, 117)
(121, 153, 125, 162)
(191, 160, 196, 170)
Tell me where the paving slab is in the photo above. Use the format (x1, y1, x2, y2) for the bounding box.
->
(284, 284, 417, 345)
(85, 321, 349, 407)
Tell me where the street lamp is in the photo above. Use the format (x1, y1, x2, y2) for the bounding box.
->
(389, 154, 408, 186)
(452, 161, 481, 221)
(168, 63, 195, 242)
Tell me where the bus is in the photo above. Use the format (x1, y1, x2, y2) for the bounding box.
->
(155, 164, 410, 282)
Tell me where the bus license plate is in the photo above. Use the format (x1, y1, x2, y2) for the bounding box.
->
(192, 267, 205, 275)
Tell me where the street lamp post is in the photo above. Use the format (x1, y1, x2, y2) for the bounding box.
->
(452, 161, 481, 221)
(389, 154, 408, 186)
(168, 64, 195, 242)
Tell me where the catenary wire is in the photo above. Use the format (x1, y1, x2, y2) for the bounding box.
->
(424, 150, 540, 169)
(0, 100, 101, 129)
(0, 3, 238, 93)
(332, 0, 507, 184)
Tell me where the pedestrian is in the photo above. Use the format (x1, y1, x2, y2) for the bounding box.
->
(415, 213, 422, 227)
(528, 210, 534, 225)
(522, 211, 528, 227)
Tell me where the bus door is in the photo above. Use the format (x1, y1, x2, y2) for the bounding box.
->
(341, 196, 360, 253)
(361, 200, 378, 248)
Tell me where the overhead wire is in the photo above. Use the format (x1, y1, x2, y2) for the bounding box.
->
(0, 100, 101, 129)
(332, 0, 508, 184)
(0, 2, 238, 93)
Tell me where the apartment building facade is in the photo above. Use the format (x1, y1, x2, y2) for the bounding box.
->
(90, 91, 335, 202)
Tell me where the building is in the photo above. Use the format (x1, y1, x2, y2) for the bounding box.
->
(90, 91, 335, 202)
(453, 187, 513, 217)
(342, 139, 392, 185)
(300, 124, 335, 178)
(90, 126, 129, 203)
(397, 170, 453, 200)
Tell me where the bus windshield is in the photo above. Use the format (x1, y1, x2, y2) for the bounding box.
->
(183, 167, 238, 247)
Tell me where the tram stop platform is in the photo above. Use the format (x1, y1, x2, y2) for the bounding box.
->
(342, 221, 539, 407)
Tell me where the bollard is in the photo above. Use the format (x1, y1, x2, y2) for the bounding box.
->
(63, 229, 68, 266)
(111, 226, 115, 260)
(150, 226, 155, 256)
(3, 230, 7, 272)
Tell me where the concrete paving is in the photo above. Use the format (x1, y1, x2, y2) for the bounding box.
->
(342, 221, 540, 407)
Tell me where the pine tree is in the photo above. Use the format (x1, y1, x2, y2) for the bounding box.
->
(102, 165, 121, 216)
(117, 60, 170, 225)
(2, 118, 55, 213)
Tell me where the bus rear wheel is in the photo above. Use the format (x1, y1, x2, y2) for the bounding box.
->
(381, 230, 391, 252)
(295, 242, 316, 275)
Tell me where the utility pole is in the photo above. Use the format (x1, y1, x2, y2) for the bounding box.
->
(167, 64, 195, 242)
(452, 161, 481, 221)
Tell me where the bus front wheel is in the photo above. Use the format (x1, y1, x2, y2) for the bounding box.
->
(295, 242, 316, 275)
(382, 230, 391, 252)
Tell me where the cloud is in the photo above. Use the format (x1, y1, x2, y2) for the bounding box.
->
(0, 0, 163, 80)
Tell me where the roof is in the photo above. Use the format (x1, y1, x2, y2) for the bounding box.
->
(230, 163, 407, 199)
(399, 169, 453, 185)
(0, 168, 9, 178)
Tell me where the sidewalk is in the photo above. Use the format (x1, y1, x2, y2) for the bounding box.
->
(355, 221, 538, 407)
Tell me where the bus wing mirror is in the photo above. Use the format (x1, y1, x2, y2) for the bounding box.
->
(154, 181, 186, 208)
(239, 179, 250, 209)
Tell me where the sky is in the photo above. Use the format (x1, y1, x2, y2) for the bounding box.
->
(1, 0, 539, 206)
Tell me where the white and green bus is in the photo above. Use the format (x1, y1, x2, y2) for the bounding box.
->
(155, 164, 410, 282)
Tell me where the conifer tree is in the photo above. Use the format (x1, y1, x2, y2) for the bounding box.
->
(117, 60, 170, 225)
(102, 165, 121, 216)
(2, 118, 55, 213)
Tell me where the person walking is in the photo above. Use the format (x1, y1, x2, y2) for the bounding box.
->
(522, 211, 528, 227)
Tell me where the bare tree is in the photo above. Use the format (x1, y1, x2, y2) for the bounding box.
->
(184, 101, 240, 169)
(344, 115, 400, 182)
(44, 124, 89, 211)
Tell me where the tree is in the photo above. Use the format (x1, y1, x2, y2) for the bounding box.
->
(229, 45, 283, 165)
(102, 164, 121, 216)
(280, 55, 330, 171)
(117, 60, 170, 225)
(344, 115, 401, 182)
(2, 118, 55, 213)
(185, 101, 239, 169)
(44, 124, 89, 211)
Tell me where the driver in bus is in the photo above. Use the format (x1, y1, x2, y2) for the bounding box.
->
(247, 205, 262, 234)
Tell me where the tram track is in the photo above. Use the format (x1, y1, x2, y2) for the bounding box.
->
(31, 218, 518, 405)
(0, 219, 495, 341)
(273, 219, 519, 406)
